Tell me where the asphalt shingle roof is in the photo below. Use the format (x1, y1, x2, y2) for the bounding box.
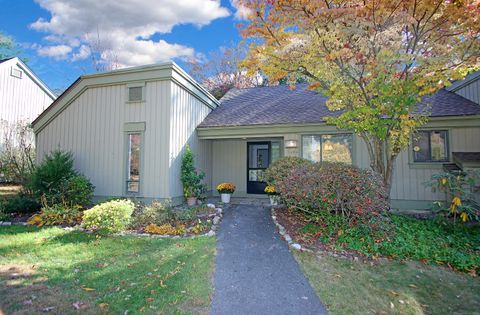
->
(198, 84, 480, 128)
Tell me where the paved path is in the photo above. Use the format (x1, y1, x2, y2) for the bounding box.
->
(211, 204, 327, 315)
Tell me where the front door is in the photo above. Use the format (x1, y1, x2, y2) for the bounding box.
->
(247, 142, 271, 194)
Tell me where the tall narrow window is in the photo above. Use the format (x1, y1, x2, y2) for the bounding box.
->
(413, 130, 448, 162)
(127, 133, 141, 193)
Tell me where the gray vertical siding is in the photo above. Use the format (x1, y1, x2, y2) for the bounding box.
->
(0, 60, 53, 147)
(453, 78, 480, 105)
(36, 80, 172, 199)
(169, 81, 212, 198)
(210, 127, 480, 204)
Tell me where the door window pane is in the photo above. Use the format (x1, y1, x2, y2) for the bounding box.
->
(248, 144, 269, 168)
(321, 134, 353, 164)
(302, 135, 321, 162)
(127, 133, 141, 193)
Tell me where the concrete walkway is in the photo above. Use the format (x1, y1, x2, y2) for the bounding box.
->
(211, 204, 327, 315)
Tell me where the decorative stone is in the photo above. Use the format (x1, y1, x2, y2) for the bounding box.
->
(215, 208, 223, 214)
(213, 216, 221, 225)
(207, 203, 216, 209)
(284, 234, 292, 242)
(291, 243, 302, 250)
(1, 222, 12, 226)
(211, 225, 217, 231)
(206, 230, 216, 237)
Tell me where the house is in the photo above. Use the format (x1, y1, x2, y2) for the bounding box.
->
(31, 62, 480, 209)
(0, 57, 56, 148)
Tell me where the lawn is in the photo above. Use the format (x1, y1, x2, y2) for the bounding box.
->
(0, 225, 216, 314)
(295, 251, 480, 315)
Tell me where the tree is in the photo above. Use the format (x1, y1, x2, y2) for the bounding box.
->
(187, 44, 265, 99)
(0, 32, 18, 60)
(0, 121, 36, 185)
(240, 0, 480, 196)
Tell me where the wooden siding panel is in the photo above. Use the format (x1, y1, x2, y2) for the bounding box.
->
(455, 78, 480, 104)
(36, 81, 173, 199)
(211, 139, 247, 194)
(168, 82, 212, 198)
(0, 61, 53, 148)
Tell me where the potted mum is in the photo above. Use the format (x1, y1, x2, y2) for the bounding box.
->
(265, 185, 279, 206)
(217, 183, 236, 203)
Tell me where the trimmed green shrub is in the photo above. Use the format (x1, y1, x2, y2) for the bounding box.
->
(181, 145, 207, 200)
(1, 194, 40, 214)
(262, 156, 313, 186)
(82, 199, 134, 234)
(277, 162, 389, 221)
(28, 150, 94, 206)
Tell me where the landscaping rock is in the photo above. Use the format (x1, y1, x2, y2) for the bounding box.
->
(291, 243, 302, 250)
(215, 208, 223, 214)
(207, 203, 216, 209)
(284, 234, 292, 242)
(213, 216, 221, 225)
(1, 222, 12, 226)
(206, 230, 215, 237)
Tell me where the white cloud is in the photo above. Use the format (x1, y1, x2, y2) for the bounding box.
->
(72, 45, 91, 61)
(31, 0, 230, 67)
(230, 0, 253, 20)
(37, 44, 72, 60)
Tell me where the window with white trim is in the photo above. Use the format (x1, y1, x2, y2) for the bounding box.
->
(127, 133, 141, 193)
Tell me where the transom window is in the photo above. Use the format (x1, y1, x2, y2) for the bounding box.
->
(127, 133, 141, 193)
(412, 130, 449, 162)
(302, 134, 353, 164)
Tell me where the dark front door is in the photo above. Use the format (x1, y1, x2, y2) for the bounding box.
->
(247, 142, 271, 194)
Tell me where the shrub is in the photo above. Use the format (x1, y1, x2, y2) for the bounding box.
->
(262, 156, 313, 186)
(1, 194, 40, 214)
(181, 145, 207, 200)
(27, 203, 83, 227)
(277, 162, 389, 221)
(82, 199, 134, 234)
(28, 151, 94, 206)
(131, 201, 174, 229)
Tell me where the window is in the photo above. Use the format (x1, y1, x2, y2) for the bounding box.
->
(127, 133, 141, 193)
(128, 86, 143, 102)
(302, 134, 353, 164)
(413, 130, 448, 162)
(10, 67, 22, 79)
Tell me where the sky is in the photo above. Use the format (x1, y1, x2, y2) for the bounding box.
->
(0, 0, 248, 92)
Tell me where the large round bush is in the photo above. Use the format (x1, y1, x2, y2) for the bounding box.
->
(276, 162, 389, 221)
(262, 156, 313, 185)
(82, 199, 134, 234)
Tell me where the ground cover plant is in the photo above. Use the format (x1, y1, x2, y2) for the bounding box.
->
(0, 225, 216, 314)
(294, 250, 480, 315)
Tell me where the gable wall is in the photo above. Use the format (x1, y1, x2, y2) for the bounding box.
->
(36, 80, 172, 199)
(168, 81, 213, 199)
(0, 61, 53, 146)
(453, 77, 480, 105)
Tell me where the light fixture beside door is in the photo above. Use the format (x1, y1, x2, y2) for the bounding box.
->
(285, 140, 298, 148)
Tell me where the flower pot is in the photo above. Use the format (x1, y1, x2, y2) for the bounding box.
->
(221, 193, 231, 203)
(186, 197, 197, 206)
(269, 195, 278, 206)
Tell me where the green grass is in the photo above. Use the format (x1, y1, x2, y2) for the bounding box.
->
(0, 225, 216, 314)
(294, 251, 480, 315)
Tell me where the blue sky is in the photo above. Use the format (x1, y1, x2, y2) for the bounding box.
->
(0, 0, 244, 92)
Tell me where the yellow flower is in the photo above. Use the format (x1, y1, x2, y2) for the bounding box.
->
(441, 178, 447, 186)
(217, 183, 236, 194)
(460, 212, 469, 222)
(264, 186, 276, 194)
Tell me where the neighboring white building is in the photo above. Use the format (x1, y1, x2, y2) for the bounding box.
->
(0, 57, 56, 147)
